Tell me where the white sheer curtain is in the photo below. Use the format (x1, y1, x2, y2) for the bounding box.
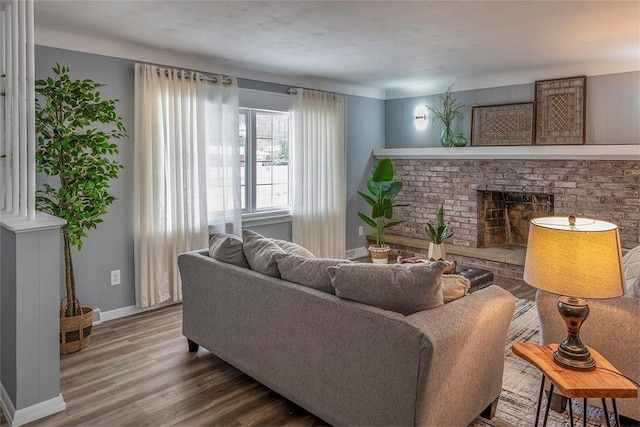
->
(133, 63, 240, 308)
(290, 89, 346, 258)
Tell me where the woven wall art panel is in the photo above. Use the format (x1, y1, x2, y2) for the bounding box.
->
(471, 102, 534, 146)
(535, 76, 586, 145)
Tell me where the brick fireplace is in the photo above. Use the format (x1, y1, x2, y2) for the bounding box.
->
(384, 158, 639, 287)
(479, 190, 554, 248)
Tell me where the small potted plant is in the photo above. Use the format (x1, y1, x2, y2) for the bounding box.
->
(358, 158, 409, 263)
(425, 205, 454, 260)
(426, 84, 466, 147)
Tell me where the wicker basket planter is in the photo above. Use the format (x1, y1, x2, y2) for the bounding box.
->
(369, 244, 391, 264)
(60, 298, 93, 355)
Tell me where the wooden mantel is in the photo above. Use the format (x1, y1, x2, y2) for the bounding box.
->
(373, 144, 640, 161)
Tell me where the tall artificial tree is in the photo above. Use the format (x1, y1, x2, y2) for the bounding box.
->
(35, 64, 126, 316)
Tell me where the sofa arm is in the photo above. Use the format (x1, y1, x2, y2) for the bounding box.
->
(403, 285, 516, 426)
(537, 290, 640, 365)
(537, 290, 640, 421)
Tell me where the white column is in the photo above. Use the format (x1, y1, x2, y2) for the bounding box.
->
(11, 0, 18, 214)
(2, 5, 13, 212)
(1, 0, 36, 219)
(18, 0, 26, 217)
(26, 0, 35, 220)
(0, 9, 5, 212)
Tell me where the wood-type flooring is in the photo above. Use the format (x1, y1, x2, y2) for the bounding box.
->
(1, 280, 534, 427)
(5, 304, 324, 427)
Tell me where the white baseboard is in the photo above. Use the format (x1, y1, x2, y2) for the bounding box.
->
(96, 301, 179, 323)
(0, 384, 65, 427)
(345, 246, 369, 260)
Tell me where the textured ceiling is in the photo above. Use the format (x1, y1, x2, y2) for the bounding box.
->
(34, 1, 640, 98)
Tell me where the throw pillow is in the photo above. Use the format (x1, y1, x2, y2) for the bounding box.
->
(271, 239, 316, 258)
(622, 245, 640, 281)
(327, 262, 447, 315)
(442, 274, 471, 303)
(208, 233, 250, 269)
(625, 276, 640, 299)
(275, 254, 350, 294)
(242, 229, 286, 278)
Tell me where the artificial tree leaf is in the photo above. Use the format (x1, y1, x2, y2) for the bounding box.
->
(357, 191, 376, 207)
(383, 181, 403, 200)
(383, 220, 404, 230)
(370, 158, 393, 182)
(358, 213, 377, 229)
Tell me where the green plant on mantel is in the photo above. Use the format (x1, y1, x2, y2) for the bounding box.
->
(35, 64, 126, 317)
(425, 205, 454, 244)
(426, 84, 466, 131)
(357, 158, 409, 247)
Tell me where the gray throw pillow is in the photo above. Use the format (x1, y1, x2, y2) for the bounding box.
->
(242, 229, 286, 278)
(208, 233, 249, 269)
(327, 262, 447, 315)
(271, 239, 316, 258)
(625, 276, 640, 299)
(622, 245, 640, 281)
(275, 253, 351, 294)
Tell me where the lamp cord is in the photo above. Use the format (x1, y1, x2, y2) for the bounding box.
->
(544, 345, 640, 388)
(594, 367, 640, 389)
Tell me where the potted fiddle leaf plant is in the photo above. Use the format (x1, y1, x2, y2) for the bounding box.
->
(35, 64, 126, 354)
(426, 84, 466, 147)
(424, 205, 454, 260)
(357, 158, 409, 264)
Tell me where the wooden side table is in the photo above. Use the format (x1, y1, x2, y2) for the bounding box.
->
(512, 343, 637, 427)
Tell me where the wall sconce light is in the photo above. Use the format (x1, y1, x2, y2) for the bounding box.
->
(414, 105, 428, 130)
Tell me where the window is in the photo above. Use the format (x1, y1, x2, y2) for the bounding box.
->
(239, 108, 290, 214)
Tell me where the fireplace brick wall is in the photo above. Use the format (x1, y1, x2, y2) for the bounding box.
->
(391, 159, 639, 250)
(385, 158, 639, 288)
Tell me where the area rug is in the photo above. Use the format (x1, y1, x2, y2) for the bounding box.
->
(470, 298, 614, 427)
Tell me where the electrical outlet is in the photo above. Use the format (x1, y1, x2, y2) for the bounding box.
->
(110, 270, 121, 286)
(358, 226, 364, 236)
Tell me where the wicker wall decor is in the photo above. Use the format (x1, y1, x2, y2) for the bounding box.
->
(471, 102, 534, 146)
(535, 76, 586, 145)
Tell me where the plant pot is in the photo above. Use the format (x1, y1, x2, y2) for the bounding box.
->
(440, 127, 454, 147)
(428, 242, 447, 261)
(451, 133, 468, 147)
(60, 298, 93, 354)
(369, 245, 391, 264)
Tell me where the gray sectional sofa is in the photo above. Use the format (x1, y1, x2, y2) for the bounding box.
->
(178, 247, 516, 426)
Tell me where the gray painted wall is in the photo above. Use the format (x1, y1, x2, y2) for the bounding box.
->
(36, 47, 136, 315)
(386, 71, 640, 147)
(35, 46, 384, 313)
(346, 95, 385, 250)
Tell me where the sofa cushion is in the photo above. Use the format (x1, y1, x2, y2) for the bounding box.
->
(208, 233, 250, 268)
(275, 254, 350, 294)
(327, 262, 447, 315)
(442, 274, 471, 303)
(623, 245, 640, 281)
(626, 276, 640, 298)
(271, 239, 316, 258)
(242, 229, 286, 277)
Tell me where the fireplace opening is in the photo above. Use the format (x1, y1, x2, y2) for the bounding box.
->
(479, 191, 554, 248)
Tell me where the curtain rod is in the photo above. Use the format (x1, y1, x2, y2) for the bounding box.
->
(288, 88, 344, 101)
(132, 64, 233, 85)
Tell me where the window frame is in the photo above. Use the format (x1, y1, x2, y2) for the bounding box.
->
(239, 107, 291, 219)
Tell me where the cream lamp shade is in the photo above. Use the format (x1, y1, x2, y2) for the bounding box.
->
(523, 216, 625, 299)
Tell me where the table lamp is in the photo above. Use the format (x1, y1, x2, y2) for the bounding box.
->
(523, 216, 625, 371)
